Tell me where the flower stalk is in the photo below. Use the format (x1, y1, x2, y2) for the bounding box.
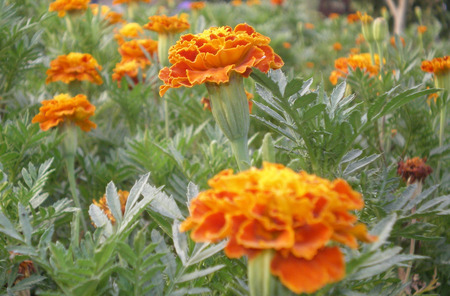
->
(248, 251, 275, 296)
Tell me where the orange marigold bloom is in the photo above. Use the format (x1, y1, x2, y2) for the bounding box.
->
(46, 52, 103, 85)
(113, 0, 151, 5)
(347, 13, 360, 24)
(333, 42, 342, 51)
(144, 14, 190, 34)
(355, 33, 365, 45)
(397, 157, 432, 183)
(9, 252, 36, 284)
(282, 42, 291, 49)
(329, 53, 383, 85)
(92, 190, 129, 224)
(49, 0, 90, 17)
(118, 39, 158, 64)
(328, 13, 340, 19)
(180, 162, 376, 294)
(357, 11, 373, 24)
(417, 25, 427, 34)
(159, 24, 283, 96)
(350, 47, 360, 54)
(32, 94, 96, 132)
(390, 35, 405, 48)
(112, 59, 147, 85)
(305, 23, 315, 30)
(90, 4, 124, 24)
(271, 0, 284, 5)
(421, 56, 450, 76)
(306, 62, 314, 68)
(231, 0, 242, 6)
(247, 0, 261, 5)
(190, 1, 206, 10)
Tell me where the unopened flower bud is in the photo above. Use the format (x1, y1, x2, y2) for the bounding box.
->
(373, 17, 388, 42)
(415, 6, 422, 21)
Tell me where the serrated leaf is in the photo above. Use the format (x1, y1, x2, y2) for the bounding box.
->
(186, 182, 198, 205)
(88, 204, 113, 237)
(172, 220, 188, 266)
(403, 184, 439, 212)
(0, 212, 23, 242)
(177, 265, 225, 283)
(369, 214, 397, 251)
(125, 173, 150, 215)
(284, 78, 304, 99)
(340, 149, 363, 164)
(253, 100, 285, 122)
(343, 154, 380, 176)
(302, 104, 326, 122)
(187, 240, 227, 266)
(268, 69, 287, 95)
(8, 275, 46, 292)
(106, 182, 122, 224)
(150, 190, 183, 220)
(18, 203, 32, 245)
(291, 92, 317, 109)
(170, 287, 211, 296)
(251, 69, 282, 98)
(251, 114, 296, 142)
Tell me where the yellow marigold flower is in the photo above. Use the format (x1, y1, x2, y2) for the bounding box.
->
(417, 25, 427, 34)
(305, 22, 315, 30)
(32, 94, 96, 132)
(190, 1, 206, 10)
(158, 23, 283, 96)
(112, 59, 147, 85)
(180, 162, 376, 294)
(144, 14, 190, 34)
(90, 4, 124, 24)
(421, 56, 450, 76)
(357, 11, 373, 24)
(329, 53, 383, 85)
(397, 157, 432, 184)
(328, 12, 340, 19)
(118, 39, 158, 65)
(46, 52, 103, 85)
(92, 190, 129, 225)
(333, 42, 342, 51)
(114, 23, 144, 44)
(113, 0, 150, 5)
(49, 0, 90, 17)
(347, 13, 360, 24)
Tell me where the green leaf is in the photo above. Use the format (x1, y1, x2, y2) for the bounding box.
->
(343, 154, 380, 176)
(186, 182, 198, 205)
(177, 265, 225, 283)
(18, 203, 32, 245)
(150, 189, 183, 220)
(291, 92, 317, 110)
(284, 78, 304, 99)
(0, 212, 23, 242)
(172, 220, 188, 266)
(124, 173, 150, 215)
(369, 214, 397, 251)
(340, 149, 362, 165)
(106, 181, 122, 224)
(251, 69, 282, 98)
(302, 104, 326, 122)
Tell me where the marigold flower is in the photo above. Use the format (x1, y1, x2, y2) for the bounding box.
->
(46, 53, 103, 85)
(190, 1, 206, 10)
(115, 23, 144, 44)
(421, 56, 450, 76)
(247, 0, 261, 5)
(271, 0, 284, 5)
(350, 47, 360, 54)
(306, 62, 314, 68)
(92, 190, 129, 225)
(159, 23, 283, 96)
(113, 0, 151, 4)
(417, 25, 427, 34)
(333, 42, 342, 51)
(181, 162, 376, 294)
(329, 53, 383, 85)
(9, 252, 36, 284)
(90, 4, 124, 24)
(328, 13, 340, 19)
(357, 11, 373, 24)
(355, 33, 365, 45)
(397, 157, 432, 183)
(118, 39, 158, 64)
(390, 35, 405, 48)
(32, 94, 96, 132)
(112, 59, 147, 85)
(231, 0, 242, 6)
(347, 13, 360, 24)
(49, 0, 90, 17)
(305, 23, 315, 30)
(144, 14, 190, 34)
(282, 42, 291, 49)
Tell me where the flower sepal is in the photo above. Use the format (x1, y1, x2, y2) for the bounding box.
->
(248, 250, 276, 296)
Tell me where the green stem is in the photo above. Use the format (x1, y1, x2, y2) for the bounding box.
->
(230, 138, 250, 171)
(164, 98, 170, 139)
(248, 251, 275, 296)
(368, 42, 376, 66)
(65, 155, 88, 233)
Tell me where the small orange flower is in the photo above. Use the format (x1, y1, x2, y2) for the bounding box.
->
(159, 23, 283, 96)
(391, 129, 397, 137)
(112, 59, 147, 85)
(92, 190, 129, 225)
(90, 4, 124, 24)
(306, 62, 314, 68)
(282, 42, 291, 49)
(333, 42, 342, 51)
(181, 162, 376, 294)
(305, 23, 315, 30)
(421, 56, 450, 76)
(113, 0, 151, 5)
(397, 157, 432, 183)
(144, 14, 190, 34)
(231, 0, 242, 6)
(390, 36, 405, 48)
(32, 94, 96, 132)
(329, 53, 383, 85)
(328, 13, 340, 19)
(271, 0, 284, 5)
(347, 13, 360, 24)
(350, 47, 360, 54)
(49, 0, 90, 17)
(190, 1, 206, 10)
(46, 52, 103, 85)
(417, 25, 427, 34)
(355, 33, 365, 45)
(118, 39, 158, 64)
(247, 0, 261, 5)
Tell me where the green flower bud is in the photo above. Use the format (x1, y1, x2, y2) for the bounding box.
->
(373, 17, 388, 42)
